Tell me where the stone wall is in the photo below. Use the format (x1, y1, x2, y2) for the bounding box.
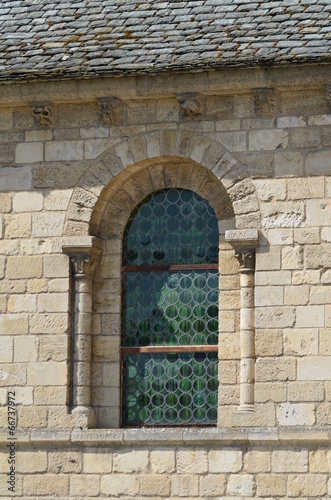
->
(1, 65, 331, 497)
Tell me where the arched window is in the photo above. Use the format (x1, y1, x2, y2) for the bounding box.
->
(121, 189, 219, 426)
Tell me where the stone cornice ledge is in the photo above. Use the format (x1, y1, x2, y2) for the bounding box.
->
(1, 428, 331, 448)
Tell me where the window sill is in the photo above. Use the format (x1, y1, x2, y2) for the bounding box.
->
(4, 427, 331, 447)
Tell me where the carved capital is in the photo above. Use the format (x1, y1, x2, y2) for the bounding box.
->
(177, 93, 203, 120)
(31, 102, 54, 127)
(62, 238, 102, 278)
(253, 88, 280, 117)
(234, 250, 256, 272)
(97, 97, 125, 126)
(70, 253, 99, 276)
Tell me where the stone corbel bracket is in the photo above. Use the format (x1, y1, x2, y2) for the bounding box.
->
(225, 229, 259, 413)
(253, 88, 280, 117)
(31, 101, 55, 127)
(177, 93, 203, 121)
(326, 85, 331, 110)
(97, 97, 125, 126)
(62, 236, 103, 427)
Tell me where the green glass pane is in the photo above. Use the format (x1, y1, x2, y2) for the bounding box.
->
(123, 189, 219, 266)
(122, 353, 218, 426)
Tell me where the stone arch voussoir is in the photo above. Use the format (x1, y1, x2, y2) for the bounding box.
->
(64, 130, 261, 237)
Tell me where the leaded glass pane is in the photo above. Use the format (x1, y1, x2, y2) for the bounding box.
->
(122, 353, 218, 426)
(122, 270, 218, 347)
(123, 189, 219, 266)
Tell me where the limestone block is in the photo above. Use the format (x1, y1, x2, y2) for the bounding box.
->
(277, 115, 306, 128)
(306, 150, 331, 175)
(92, 337, 120, 362)
(48, 451, 82, 473)
(70, 474, 100, 496)
(321, 227, 331, 242)
(219, 386, 239, 405)
(127, 99, 155, 124)
(277, 403, 315, 426)
(92, 387, 119, 407)
(219, 360, 238, 385)
(39, 335, 68, 362)
(199, 474, 226, 496)
(255, 306, 295, 328)
(44, 189, 72, 210)
(150, 450, 175, 473)
(113, 450, 148, 473)
(290, 127, 320, 149)
(80, 127, 109, 138)
(255, 382, 287, 403)
(14, 335, 38, 362)
(25, 130, 53, 141)
(0, 166, 32, 191)
(284, 285, 309, 305)
(310, 286, 331, 305)
(13, 191, 43, 212)
(307, 199, 331, 227)
(256, 474, 287, 497)
(317, 403, 331, 425)
(284, 329, 318, 356)
(34, 386, 67, 405)
(84, 448, 112, 473)
(255, 286, 283, 306)
(309, 114, 331, 126)
(310, 449, 331, 472)
(140, 475, 171, 496)
(267, 228, 293, 245)
(272, 450, 308, 472)
(233, 93, 255, 118)
(255, 358, 296, 382)
(5, 213, 31, 238)
(320, 328, 331, 355)
(0, 193, 12, 213)
(288, 381, 324, 402)
(0, 337, 12, 362)
(177, 450, 208, 474)
(45, 140, 84, 161)
(261, 201, 305, 228)
(294, 228, 320, 245)
(38, 293, 68, 312)
(292, 270, 320, 285)
(171, 475, 199, 497)
(288, 177, 324, 200)
(85, 138, 113, 160)
(244, 451, 271, 473)
(0, 314, 28, 334)
(254, 179, 286, 202)
(23, 475, 69, 496)
(30, 313, 69, 334)
(287, 474, 327, 497)
(218, 131, 247, 152)
(8, 294, 36, 313)
(255, 329, 283, 356)
(298, 357, 331, 380)
(305, 244, 331, 269)
(15, 142, 43, 163)
(274, 151, 304, 177)
(209, 449, 242, 473)
(101, 474, 139, 496)
(18, 406, 47, 428)
(249, 129, 288, 151)
(216, 119, 241, 131)
(296, 305, 324, 327)
(27, 362, 67, 385)
(227, 474, 255, 496)
(0, 241, 20, 257)
(102, 362, 120, 388)
(32, 213, 65, 237)
(16, 451, 47, 473)
(44, 255, 70, 279)
(0, 363, 26, 386)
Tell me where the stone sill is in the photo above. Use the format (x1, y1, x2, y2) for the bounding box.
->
(1, 427, 331, 447)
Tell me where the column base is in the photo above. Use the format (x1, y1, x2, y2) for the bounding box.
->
(237, 404, 255, 413)
(71, 405, 97, 427)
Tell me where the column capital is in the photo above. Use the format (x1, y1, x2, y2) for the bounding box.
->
(225, 229, 259, 272)
(62, 236, 102, 277)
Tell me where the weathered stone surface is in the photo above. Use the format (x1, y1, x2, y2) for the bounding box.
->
(209, 449, 242, 473)
(249, 129, 288, 151)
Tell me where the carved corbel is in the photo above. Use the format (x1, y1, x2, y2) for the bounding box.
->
(31, 102, 54, 127)
(97, 97, 125, 126)
(253, 88, 280, 117)
(326, 86, 331, 111)
(177, 93, 203, 120)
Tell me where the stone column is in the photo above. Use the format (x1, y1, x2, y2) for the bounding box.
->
(62, 237, 102, 426)
(225, 230, 259, 413)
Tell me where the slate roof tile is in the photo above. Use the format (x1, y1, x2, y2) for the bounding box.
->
(0, 0, 330, 81)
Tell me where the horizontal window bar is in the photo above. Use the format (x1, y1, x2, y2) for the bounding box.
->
(122, 263, 219, 272)
(121, 345, 218, 354)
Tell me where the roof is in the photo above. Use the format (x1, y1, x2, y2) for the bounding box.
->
(1, 0, 331, 82)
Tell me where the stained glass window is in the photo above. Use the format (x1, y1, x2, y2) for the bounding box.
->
(121, 189, 219, 426)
